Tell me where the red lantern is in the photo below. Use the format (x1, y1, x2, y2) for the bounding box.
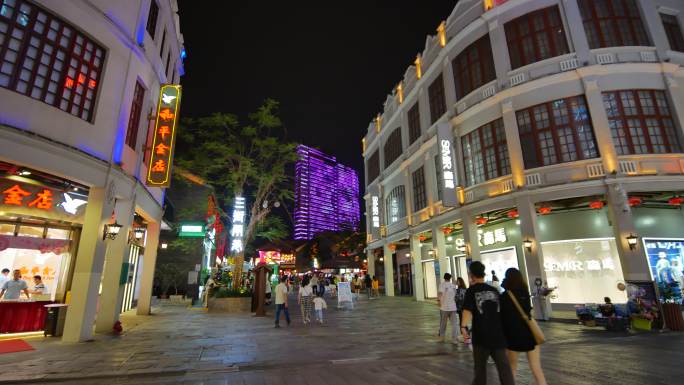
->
(442, 227, 452, 235)
(589, 201, 604, 210)
(388, 243, 397, 251)
(418, 235, 427, 242)
(538, 207, 552, 215)
(507, 210, 519, 218)
(669, 197, 684, 206)
(476, 217, 488, 225)
(628, 197, 642, 207)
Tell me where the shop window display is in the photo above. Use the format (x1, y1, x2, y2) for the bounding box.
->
(643, 239, 684, 300)
(0, 240, 69, 301)
(541, 238, 627, 304)
(480, 247, 519, 287)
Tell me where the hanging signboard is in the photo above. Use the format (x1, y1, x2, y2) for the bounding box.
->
(230, 196, 246, 254)
(146, 84, 182, 188)
(437, 122, 459, 207)
(179, 222, 205, 238)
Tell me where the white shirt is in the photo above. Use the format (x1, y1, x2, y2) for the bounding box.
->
(0, 274, 9, 289)
(265, 279, 272, 294)
(438, 281, 458, 311)
(299, 284, 313, 298)
(313, 297, 327, 310)
(275, 283, 288, 304)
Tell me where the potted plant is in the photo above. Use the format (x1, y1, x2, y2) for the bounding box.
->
(659, 281, 684, 331)
(207, 287, 253, 312)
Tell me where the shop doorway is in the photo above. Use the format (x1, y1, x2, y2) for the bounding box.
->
(399, 263, 413, 296)
(422, 260, 438, 298)
(451, 255, 469, 286)
(121, 244, 143, 313)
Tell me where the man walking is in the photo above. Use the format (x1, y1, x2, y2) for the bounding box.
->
(364, 274, 372, 299)
(460, 261, 515, 385)
(274, 276, 291, 328)
(437, 273, 458, 343)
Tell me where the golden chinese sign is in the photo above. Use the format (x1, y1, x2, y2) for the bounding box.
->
(146, 84, 182, 188)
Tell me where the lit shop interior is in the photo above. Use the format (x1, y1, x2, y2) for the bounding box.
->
(417, 193, 684, 310)
(0, 162, 151, 334)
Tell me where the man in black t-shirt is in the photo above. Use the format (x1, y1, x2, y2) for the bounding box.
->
(461, 261, 515, 385)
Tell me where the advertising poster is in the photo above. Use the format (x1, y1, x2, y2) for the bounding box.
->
(480, 247, 519, 287)
(337, 281, 353, 308)
(541, 238, 627, 304)
(643, 238, 684, 290)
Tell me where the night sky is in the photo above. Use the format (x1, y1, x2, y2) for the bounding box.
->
(177, 1, 458, 184)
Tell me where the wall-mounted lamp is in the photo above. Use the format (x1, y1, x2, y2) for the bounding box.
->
(379, 257, 384, 262)
(405, 253, 410, 257)
(160, 242, 168, 249)
(523, 239, 533, 252)
(363, 259, 368, 263)
(626, 234, 638, 250)
(428, 250, 435, 256)
(133, 227, 146, 239)
(103, 222, 123, 241)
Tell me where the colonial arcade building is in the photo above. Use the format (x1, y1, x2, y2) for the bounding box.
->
(0, 0, 184, 341)
(363, 0, 684, 314)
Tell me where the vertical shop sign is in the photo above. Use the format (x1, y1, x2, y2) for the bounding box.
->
(437, 122, 459, 207)
(369, 185, 381, 240)
(230, 196, 246, 253)
(146, 84, 182, 188)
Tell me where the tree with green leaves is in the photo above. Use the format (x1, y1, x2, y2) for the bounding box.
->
(174, 99, 299, 285)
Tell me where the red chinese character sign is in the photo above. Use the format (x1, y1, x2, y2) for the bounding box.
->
(0, 178, 88, 222)
(146, 84, 182, 188)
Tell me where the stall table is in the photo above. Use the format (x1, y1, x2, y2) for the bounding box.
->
(0, 300, 52, 333)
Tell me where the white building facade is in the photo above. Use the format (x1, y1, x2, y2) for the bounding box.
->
(0, 0, 184, 341)
(363, 0, 684, 313)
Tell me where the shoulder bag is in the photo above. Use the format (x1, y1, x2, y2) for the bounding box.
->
(507, 291, 546, 345)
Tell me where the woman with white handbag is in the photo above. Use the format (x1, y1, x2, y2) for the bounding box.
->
(500, 268, 548, 385)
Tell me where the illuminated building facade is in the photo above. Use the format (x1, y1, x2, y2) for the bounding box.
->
(362, 0, 684, 314)
(294, 145, 360, 240)
(0, 0, 185, 341)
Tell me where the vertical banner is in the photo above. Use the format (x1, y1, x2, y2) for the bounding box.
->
(147, 84, 182, 188)
(436, 122, 459, 207)
(368, 184, 381, 241)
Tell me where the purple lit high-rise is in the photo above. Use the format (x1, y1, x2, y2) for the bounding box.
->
(294, 145, 360, 240)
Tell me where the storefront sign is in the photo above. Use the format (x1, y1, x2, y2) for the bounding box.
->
(258, 250, 295, 267)
(478, 227, 507, 247)
(437, 123, 458, 207)
(146, 84, 181, 188)
(1, 179, 87, 220)
(371, 196, 380, 228)
(179, 222, 205, 238)
(230, 196, 246, 253)
(643, 238, 684, 288)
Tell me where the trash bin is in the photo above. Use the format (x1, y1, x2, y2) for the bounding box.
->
(44, 304, 68, 337)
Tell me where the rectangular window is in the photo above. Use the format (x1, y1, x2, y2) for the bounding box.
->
(505, 5, 570, 69)
(143, 117, 154, 167)
(412, 167, 427, 211)
(0, 0, 105, 122)
(452, 34, 496, 99)
(125, 81, 145, 148)
(366, 149, 380, 183)
(602, 90, 681, 155)
(159, 28, 166, 57)
(516, 96, 599, 169)
(578, 0, 650, 49)
(434, 155, 443, 202)
(385, 185, 406, 225)
(408, 102, 421, 144)
(384, 127, 403, 168)
(428, 74, 446, 124)
(146, 1, 159, 39)
(661, 14, 684, 52)
(461, 118, 511, 186)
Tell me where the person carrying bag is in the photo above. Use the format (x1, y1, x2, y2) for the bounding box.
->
(500, 268, 548, 385)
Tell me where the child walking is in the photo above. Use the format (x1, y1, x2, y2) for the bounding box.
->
(313, 293, 327, 324)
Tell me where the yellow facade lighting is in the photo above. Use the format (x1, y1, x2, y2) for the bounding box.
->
(375, 113, 382, 133)
(414, 54, 422, 79)
(437, 21, 446, 48)
(457, 186, 465, 205)
(483, 0, 494, 11)
(396, 82, 404, 104)
(362, 138, 366, 154)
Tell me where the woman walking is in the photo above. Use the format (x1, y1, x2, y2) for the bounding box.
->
(455, 276, 467, 340)
(500, 268, 548, 385)
(298, 275, 314, 324)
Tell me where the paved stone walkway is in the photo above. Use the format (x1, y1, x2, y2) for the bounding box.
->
(0, 294, 682, 384)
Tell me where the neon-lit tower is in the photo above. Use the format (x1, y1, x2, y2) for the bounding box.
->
(294, 145, 360, 240)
